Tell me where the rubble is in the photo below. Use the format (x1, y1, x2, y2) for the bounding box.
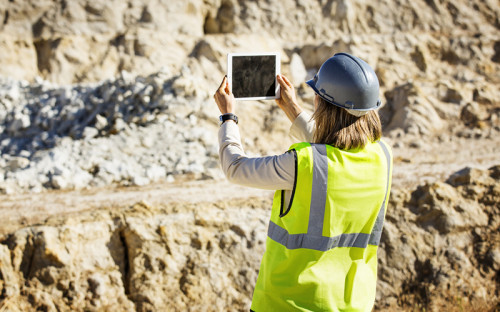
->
(0, 72, 222, 193)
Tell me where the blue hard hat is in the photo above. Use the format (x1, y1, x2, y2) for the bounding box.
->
(306, 53, 381, 111)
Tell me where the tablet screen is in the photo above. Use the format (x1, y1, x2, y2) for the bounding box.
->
(227, 53, 280, 100)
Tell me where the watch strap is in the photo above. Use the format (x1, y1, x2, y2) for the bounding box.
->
(219, 113, 238, 125)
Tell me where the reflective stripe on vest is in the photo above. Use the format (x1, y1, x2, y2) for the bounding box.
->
(267, 141, 392, 251)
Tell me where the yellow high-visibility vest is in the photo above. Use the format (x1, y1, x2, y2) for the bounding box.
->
(251, 140, 393, 312)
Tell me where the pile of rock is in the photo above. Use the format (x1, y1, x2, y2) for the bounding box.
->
(0, 70, 221, 193)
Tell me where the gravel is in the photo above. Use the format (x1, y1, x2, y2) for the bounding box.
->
(0, 71, 221, 193)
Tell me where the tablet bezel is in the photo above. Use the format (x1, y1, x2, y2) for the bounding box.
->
(227, 52, 281, 101)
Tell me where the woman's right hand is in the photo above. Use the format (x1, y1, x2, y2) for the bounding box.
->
(275, 74, 303, 123)
(214, 76, 235, 115)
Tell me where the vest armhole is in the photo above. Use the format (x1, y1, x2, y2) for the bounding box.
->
(280, 149, 297, 217)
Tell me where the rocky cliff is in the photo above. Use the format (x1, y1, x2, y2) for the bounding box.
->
(0, 0, 499, 311)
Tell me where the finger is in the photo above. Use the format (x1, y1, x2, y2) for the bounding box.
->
(277, 75, 287, 88)
(277, 74, 292, 89)
(218, 76, 227, 91)
(281, 75, 293, 88)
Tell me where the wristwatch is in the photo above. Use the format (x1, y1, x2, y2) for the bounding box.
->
(219, 113, 238, 126)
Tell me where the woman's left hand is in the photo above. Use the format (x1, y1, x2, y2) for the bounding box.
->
(214, 76, 235, 114)
(275, 74, 302, 123)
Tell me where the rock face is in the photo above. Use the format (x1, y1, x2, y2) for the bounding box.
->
(378, 165, 500, 310)
(0, 198, 271, 312)
(3, 0, 497, 83)
(0, 166, 498, 311)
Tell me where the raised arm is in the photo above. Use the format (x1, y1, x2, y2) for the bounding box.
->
(214, 76, 295, 190)
(218, 121, 295, 190)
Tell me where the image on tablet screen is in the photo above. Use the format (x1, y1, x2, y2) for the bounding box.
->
(231, 55, 276, 98)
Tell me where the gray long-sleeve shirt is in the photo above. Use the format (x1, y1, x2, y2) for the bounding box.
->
(218, 111, 315, 190)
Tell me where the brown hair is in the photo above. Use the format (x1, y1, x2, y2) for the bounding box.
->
(312, 97, 382, 150)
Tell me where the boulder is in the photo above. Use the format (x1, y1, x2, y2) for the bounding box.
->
(289, 53, 307, 86)
(381, 82, 445, 135)
(460, 102, 490, 127)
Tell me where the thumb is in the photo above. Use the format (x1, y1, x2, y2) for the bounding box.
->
(224, 78, 231, 95)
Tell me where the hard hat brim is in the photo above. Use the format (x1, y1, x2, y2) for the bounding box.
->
(306, 78, 332, 104)
(306, 78, 319, 94)
(306, 78, 380, 112)
(306, 78, 347, 109)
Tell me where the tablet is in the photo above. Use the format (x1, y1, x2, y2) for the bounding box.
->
(227, 52, 280, 100)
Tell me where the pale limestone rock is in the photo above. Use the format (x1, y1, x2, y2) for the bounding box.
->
(0, 244, 19, 299)
(0, 37, 38, 81)
(7, 113, 31, 134)
(94, 114, 108, 131)
(412, 181, 489, 233)
(460, 102, 490, 126)
(50, 175, 69, 190)
(0, 2, 497, 193)
(488, 249, 500, 271)
(382, 82, 445, 135)
(82, 127, 99, 139)
(7, 157, 30, 170)
(289, 53, 307, 86)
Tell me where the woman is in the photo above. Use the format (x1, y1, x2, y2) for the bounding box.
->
(214, 52, 392, 312)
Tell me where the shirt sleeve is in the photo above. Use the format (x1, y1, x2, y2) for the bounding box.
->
(289, 111, 315, 143)
(218, 121, 295, 190)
